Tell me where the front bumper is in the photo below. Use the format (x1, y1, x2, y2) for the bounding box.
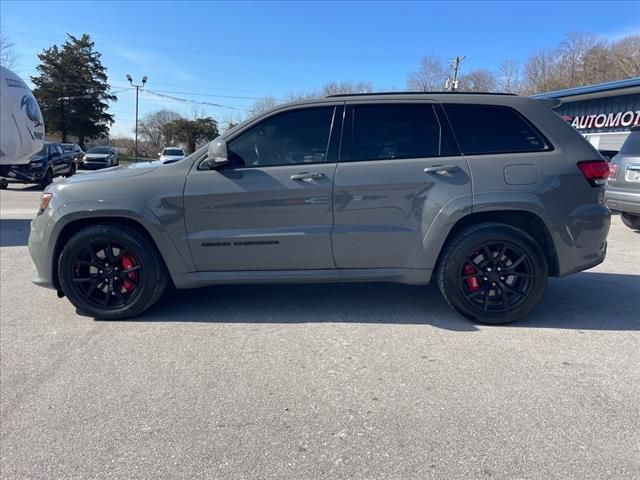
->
(0, 164, 46, 183)
(28, 208, 58, 290)
(82, 161, 110, 170)
(605, 188, 640, 215)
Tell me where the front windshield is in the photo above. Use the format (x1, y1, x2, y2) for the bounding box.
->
(163, 149, 184, 156)
(33, 146, 47, 158)
(88, 147, 111, 154)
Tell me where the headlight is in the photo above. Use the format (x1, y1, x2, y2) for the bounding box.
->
(30, 161, 43, 168)
(39, 192, 53, 212)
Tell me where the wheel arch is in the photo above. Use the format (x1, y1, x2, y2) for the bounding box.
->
(436, 210, 559, 277)
(51, 215, 178, 290)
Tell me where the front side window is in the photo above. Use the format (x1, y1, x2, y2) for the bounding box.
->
(343, 104, 441, 162)
(444, 104, 550, 155)
(227, 107, 335, 167)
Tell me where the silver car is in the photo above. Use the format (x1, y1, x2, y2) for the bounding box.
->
(606, 127, 640, 230)
(28, 93, 611, 323)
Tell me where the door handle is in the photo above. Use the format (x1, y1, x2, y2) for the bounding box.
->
(290, 172, 325, 182)
(424, 165, 461, 175)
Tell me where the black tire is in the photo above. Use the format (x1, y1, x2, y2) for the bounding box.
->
(58, 224, 169, 320)
(437, 223, 548, 325)
(39, 168, 53, 189)
(620, 213, 640, 230)
(66, 163, 76, 177)
(0, 178, 8, 189)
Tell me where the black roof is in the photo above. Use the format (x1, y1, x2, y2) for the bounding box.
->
(326, 91, 517, 98)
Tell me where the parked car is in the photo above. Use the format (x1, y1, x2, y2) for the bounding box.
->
(159, 147, 186, 162)
(0, 142, 75, 189)
(29, 93, 611, 323)
(606, 126, 640, 230)
(61, 143, 84, 165)
(82, 146, 118, 170)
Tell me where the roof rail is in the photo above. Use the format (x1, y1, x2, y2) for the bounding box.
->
(326, 91, 518, 98)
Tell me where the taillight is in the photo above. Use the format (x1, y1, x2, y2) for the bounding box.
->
(577, 160, 609, 186)
(608, 162, 618, 178)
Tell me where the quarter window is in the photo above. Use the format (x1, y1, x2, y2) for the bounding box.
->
(343, 104, 442, 162)
(444, 104, 549, 155)
(227, 107, 335, 167)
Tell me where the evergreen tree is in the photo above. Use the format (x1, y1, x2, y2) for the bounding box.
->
(31, 34, 116, 148)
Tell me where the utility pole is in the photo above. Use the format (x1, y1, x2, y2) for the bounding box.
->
(126, 74, 147, 162)
(446, 55, 465, 91)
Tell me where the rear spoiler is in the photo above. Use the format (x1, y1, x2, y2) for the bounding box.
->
(537, 98, 562, 110)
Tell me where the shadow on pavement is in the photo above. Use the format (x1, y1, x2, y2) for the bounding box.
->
(140, 282, 478, 332)
(0, 219, 31, 247)
(136, 271, 639, 331)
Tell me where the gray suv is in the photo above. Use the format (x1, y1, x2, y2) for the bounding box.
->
(28, 93, 611, 324)
(606, 126, 640, 230)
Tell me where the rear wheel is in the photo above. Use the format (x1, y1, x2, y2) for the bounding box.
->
(438, 223, 548, 324)
(58, 224, 169, 320)
(39, 168, 53, 189)
(0, 178, 8, 189)
(620, 212, 640, 230)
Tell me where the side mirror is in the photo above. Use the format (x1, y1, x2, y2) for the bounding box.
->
(203, 140, 229, 169)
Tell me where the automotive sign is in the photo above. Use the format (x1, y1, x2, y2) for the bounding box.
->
(567, 111, 640, 130)
(555, 93, 640, 134)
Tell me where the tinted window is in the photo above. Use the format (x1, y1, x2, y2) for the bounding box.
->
(620, 131, 640, 155)
(228, 107, 335, 167)
(62, 144, 73, 151)
(444, 104, 549, 155)
(88, 147, 111, 154)
(163, 149, 184, 156)
(343, 104, 441, 162)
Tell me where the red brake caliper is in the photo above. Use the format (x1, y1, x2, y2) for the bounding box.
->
(121, 254, 138, 293)
(464, 263, 480, 292)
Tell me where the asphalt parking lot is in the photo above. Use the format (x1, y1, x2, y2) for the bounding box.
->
(1, 179, 639, 480)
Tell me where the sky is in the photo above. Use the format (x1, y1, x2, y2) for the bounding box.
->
(1, 0, 639, 137)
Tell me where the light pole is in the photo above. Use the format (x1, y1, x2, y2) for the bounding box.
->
(126, 74, 147, 161)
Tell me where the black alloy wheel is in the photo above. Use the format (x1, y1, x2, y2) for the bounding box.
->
(58, 224, 168, 319)
(438, 223, 548, 324)
(458, 241, 535, 313)
(67, 238, 142, 310)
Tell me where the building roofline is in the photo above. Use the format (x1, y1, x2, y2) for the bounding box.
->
(531, 77, 640, 100)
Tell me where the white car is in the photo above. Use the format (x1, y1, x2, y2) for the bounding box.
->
(159, 147, 186, 162)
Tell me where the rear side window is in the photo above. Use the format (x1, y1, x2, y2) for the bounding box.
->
(619, 131, 640, 155)
(444, 104, 550, 155)
(343, 104, 441, 162)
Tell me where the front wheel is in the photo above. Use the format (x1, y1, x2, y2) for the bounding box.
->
(58, 224, 169, 320)
(39, 168, 53, 189)
(437, 223, 548, 325)
(66, 163, 76, 177)
(620, 213, 640, 230)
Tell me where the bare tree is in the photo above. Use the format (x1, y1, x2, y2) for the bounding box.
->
(138, 109, 183, 150)
(522, 48, 563, 94)
(0, 25, 18, 69)
(249, 96, 279, 116)
(407, 55, 447, 92)
(321, 80, 373, 96)
(558, 32, 603, 87)
(497, 60, 521, 93)
(459, 69, 498, 92)
(610, 35, 640, 78)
